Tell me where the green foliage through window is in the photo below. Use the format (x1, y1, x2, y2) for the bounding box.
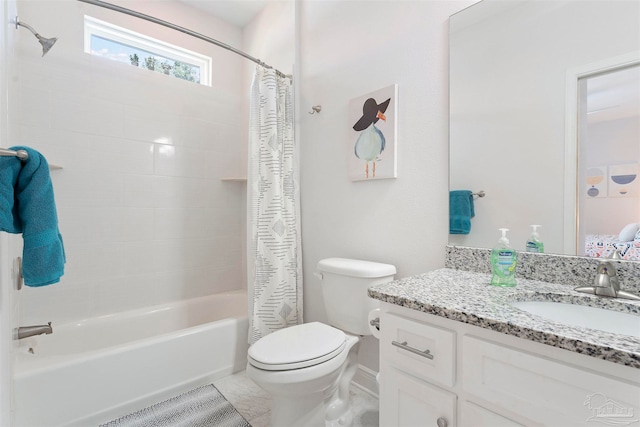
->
(91, 35, 201, 84)
(85, 18, 210, 86)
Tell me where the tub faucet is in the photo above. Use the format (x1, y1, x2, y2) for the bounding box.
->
(15, 322, 53, 340)
(574, 250, 640, 301)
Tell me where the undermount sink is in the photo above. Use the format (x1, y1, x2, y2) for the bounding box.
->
(510, 301, 640, 338)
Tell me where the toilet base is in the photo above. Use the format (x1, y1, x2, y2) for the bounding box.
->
(247, 335, 361, 427)
(270, 393, 328, 427)
(325, 338, 361, 425)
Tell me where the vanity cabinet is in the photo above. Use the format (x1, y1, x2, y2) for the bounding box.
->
(379, 303, 640, 427)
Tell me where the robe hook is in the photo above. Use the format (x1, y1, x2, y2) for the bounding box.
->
(308, 105, 322, 115)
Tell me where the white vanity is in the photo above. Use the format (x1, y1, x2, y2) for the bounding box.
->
(370, 263, 640, 427)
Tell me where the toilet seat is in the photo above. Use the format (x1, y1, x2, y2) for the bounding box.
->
(248, 322, 346, 371)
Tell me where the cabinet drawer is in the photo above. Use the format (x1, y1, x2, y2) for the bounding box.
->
(382, 312, 455, 387)
(462, 335, 640, 426)
(459, 401, 525, 427)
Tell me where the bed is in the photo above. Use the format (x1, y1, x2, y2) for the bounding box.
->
(585, 234, 640, 261)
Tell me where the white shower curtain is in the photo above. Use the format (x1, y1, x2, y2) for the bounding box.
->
(247, 66, 302, 344)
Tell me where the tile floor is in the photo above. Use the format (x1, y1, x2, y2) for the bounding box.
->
(213, 371, 380, 427)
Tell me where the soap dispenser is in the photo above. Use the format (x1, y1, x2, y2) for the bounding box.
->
(525, 225, 544, 253)
(490, 228, 517, 287)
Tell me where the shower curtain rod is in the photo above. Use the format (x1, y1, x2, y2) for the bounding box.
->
(77, 0, 292, 79)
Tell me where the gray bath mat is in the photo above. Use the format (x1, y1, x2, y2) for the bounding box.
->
(100, 384, 251, 427)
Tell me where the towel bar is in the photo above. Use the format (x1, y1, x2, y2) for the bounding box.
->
(0, 148, 28, 160)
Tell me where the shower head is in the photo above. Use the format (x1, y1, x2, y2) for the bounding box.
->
(15, 17, 57, 57)
(37, 35, 58, 56)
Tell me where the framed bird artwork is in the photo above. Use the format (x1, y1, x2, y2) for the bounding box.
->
(348, 84, 398, 181)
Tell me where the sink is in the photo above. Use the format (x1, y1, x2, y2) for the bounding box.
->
(510, 301, 640, 338)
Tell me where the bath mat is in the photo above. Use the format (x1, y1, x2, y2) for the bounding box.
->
(100, 384, 251, 427)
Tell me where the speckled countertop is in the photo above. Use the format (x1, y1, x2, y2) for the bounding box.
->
(368, 268, 640, 368)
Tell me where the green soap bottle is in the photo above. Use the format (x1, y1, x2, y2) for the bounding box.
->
(525, 225, 544, 253)
(490, 228, 517, 287)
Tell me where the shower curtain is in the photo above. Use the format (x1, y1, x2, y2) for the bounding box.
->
(247, 66, 302, 344)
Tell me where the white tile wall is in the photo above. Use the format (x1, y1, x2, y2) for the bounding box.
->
(12, 0, 246, 325)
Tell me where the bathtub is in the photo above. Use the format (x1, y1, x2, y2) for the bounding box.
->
(12, 290, 249, 427)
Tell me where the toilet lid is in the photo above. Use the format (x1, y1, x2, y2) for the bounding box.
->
(248, 322, 346, 371)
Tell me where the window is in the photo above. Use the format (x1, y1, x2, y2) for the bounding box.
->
(84, 16, 211, 86)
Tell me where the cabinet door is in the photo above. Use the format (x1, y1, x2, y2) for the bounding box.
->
(463, 335, 640, 426)
(380, 368, 456, 427)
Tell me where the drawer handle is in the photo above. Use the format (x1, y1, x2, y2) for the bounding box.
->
(437, 417, 448, 427)
(391, 340, 434, 360)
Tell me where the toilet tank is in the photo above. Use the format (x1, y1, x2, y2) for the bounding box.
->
(317, 258, 396, 335)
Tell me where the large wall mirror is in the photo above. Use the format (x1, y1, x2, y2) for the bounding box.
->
(449, 0, 640, 260)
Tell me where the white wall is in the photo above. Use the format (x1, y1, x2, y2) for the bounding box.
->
(244, 1, 295, 78)
(299, 0, 475, 372)
(11, 0, 247, 325)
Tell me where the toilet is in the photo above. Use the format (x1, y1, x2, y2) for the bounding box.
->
(246, 258, 396, 427)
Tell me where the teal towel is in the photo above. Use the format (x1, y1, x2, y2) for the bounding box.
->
(0, 150, 22, 232)
(449, 190, 475, 235)
(0, 146, 65, 286)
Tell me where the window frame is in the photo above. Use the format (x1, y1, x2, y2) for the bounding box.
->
(83, 15, 212, 86)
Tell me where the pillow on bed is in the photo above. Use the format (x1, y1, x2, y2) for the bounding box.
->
(619, 223, 640, 241)
(636, 228, 640, 242)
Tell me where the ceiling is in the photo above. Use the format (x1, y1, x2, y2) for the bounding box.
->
(176, 0, 270, 27)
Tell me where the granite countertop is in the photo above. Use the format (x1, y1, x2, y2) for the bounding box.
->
(368, 268, 640, 368)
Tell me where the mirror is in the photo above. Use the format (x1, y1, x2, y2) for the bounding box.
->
(449, 0, 640, 259)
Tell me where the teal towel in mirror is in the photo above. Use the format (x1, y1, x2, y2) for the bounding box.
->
(0, 146, 65, 286)
(449, 190, 474, 235)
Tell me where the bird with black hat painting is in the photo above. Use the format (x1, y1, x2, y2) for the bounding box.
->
(352, 97, 391, 179)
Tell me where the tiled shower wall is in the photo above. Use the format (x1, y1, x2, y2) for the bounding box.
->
(10, 0, 247, 325)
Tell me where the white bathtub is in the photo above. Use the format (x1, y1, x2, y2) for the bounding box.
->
(12, 290, 249, 427)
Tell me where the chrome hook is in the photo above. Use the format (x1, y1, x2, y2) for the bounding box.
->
(308, 105, 322, 115)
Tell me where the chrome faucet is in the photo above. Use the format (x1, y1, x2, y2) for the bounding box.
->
(15, 322, 53, 340)
(575, 250, 640, 301)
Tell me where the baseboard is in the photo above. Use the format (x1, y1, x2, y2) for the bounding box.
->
(351, 364, 379, 398)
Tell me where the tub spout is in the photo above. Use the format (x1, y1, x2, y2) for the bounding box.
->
(15, 322, 52, 340)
